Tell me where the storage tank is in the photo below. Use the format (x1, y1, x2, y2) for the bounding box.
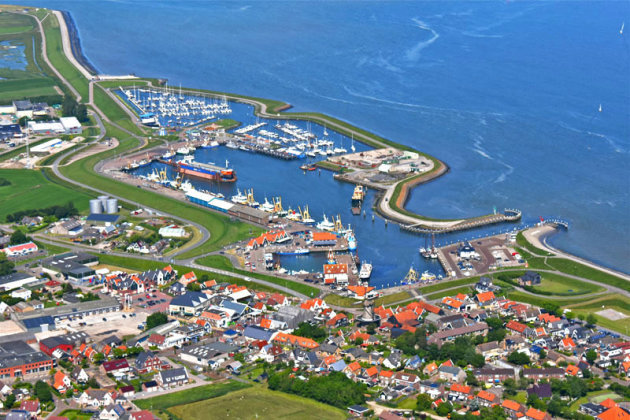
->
(98, 195, 109, 208)
(89, 199, 103, 214)
(106, 198, 118, 214)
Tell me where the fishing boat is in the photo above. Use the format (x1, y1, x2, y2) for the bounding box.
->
(300, 163, 317, 171)
(176, 146, 191, 155)
(231, 189, 248, 204)
(317, 214, 335, 231)
(246, 189, 260, 208)
(276, 248, 310, 256)
(200, 140, 219, 149)
(359, 262, 372, 280)
(300, 206, 316, 225)
(162, 148, 175, 159)
(421, 271, 437, 282)
(286, 208, 302, 221)
(404, 266, 419, 283)
(260, 197, 275, 213)
(226, 141, 239, 149)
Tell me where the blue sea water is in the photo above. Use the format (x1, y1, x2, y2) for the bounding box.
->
(8, 1, 630, 276)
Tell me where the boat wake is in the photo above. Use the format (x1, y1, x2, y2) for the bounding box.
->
(406, 18, 440, 61)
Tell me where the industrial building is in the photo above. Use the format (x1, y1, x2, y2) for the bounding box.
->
(15, 297, 122, 332)
(42, 252, 98, 283)
(29, 138, 66, 156)
(0, 272, 38, 292)
(0, 340, 53, 378)
(89, 196, 119, 214)
(26, 117, 82, 135)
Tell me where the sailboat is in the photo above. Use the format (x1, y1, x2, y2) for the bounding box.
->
(351, 133, 356, 153)
(621, 22, 625, 35)
(599, 104, 602, 113)
(323, 124, 329, 137)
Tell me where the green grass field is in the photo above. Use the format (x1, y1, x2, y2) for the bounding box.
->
(504, 291, 605, 309)
(375, 290, 412, 306)
(563, 296, 630, 335)
(534, 273, 605, 295)
(0, 77, 58, 100)
(419, 277, 479, 294)
(135, 381, 250, 411)
(168, 387, 346, 420)
(545, 258, 630, 293)
(0, 168, 91, 221)
(58, 410, 92, 420)
(516, 231, 553, 256)
(196, 255, 319, 297)
(425, 285, 474, 300)
(324, 293, 361, 308)
(95, 85, 144, 135)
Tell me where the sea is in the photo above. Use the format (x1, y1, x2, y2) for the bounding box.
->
(6, 0, 630, 283)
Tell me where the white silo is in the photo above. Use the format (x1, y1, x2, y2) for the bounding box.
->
(89, 199, 103, 214)
(106, 198, 119, 214)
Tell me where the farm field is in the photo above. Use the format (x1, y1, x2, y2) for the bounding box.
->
(168, 387, 346, 420)
(134, 381, 250, 412)
(0, 168, 91, 221)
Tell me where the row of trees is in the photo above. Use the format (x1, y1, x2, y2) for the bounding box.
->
(293, 322, 327, 342)
(267, 370, 366, 408)
(6, 201, 79, 223)
(395, 328, 486, 368)
(62, 96, 89, 122)
(0, 253, 14, 276)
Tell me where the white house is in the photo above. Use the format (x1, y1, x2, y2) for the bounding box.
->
(10, 288, 32, 300)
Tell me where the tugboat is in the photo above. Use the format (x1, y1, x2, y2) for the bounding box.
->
(351, 185, 365, 216)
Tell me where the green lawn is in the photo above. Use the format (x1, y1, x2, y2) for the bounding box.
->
(0, 12, 35, 33)
(534, 273, 605, 296)
(135, 381, 250, 411)
(58, 410, 93, 420)
(563, 296, 630, 335)
(95, 85, 144, 135)
(375, 291, 412, 306)
(0, 78, 58, 100)
(196, 255, 319, 297)
(545, 258, 630, 293)
(569, 390, 618, 412)
(425, 285, 474, 300)
(419, 277, 479, 294)
(168, 386, 346, 420)
(0, 168, 91, 221)
(324, 293, 361, 308)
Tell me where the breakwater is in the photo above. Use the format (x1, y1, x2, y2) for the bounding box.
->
(60, 11, 98, 76)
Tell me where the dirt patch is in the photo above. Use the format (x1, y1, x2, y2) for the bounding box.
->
(596, 308, 628, 321)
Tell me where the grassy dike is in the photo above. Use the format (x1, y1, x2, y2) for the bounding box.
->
(196, 255, 320, 297)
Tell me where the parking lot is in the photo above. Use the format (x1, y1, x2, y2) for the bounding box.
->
(55, 310, 148, 337)
(128, 290, 172, 314)
(439, 233, 525, 278)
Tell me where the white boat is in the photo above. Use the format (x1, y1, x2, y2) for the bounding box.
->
(306, 150, 317, 157)
(359, 262, 372, 280)
(286, 208, 301, 221)
(621, 22, 625, 35)
(347, 234, 357, 251)
(226, 141, 238, 149)
(260, 197, 275, 213)
(421, 271, 436, 281)
(162, 148, 175, 159)
(599, 104, 602, 112)
(180, 180, 194, 193)
(317, 214, 335, 231)
(231, 189, 248, 205)
(176, 146, 190, 155)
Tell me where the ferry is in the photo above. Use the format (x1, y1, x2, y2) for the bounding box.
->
(170, 158, 236, 182)
(276, 248, 310, 256)
(359, 262, 373, 280)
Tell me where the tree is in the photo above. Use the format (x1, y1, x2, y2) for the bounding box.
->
(0, 252, 14, 276)
(186, 282, 201, 292)
(366, 323, 376, 335)
(508, 351, 530, 365)
(585, 349, 597, 364)
(539, 349, 547, 360)
(34, 380, 52, 403)
(93, 353, 105, 363)
(416, 393, 433, 411)
(586, 313, 597, 326)
(9, 230, 28, 245)
(293, 322, 327, 342)
(18, 116, 29, 127)
(485, 317, 504, 330)
(436, 402, 453, 417)
(87, 377, 99, 389)
(65, 388, 74, 398)
(3, 393, 15, 409)
(466, 370, 479, 387)
(146, 312, 168, 330)
(503, 378, 517, 396)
